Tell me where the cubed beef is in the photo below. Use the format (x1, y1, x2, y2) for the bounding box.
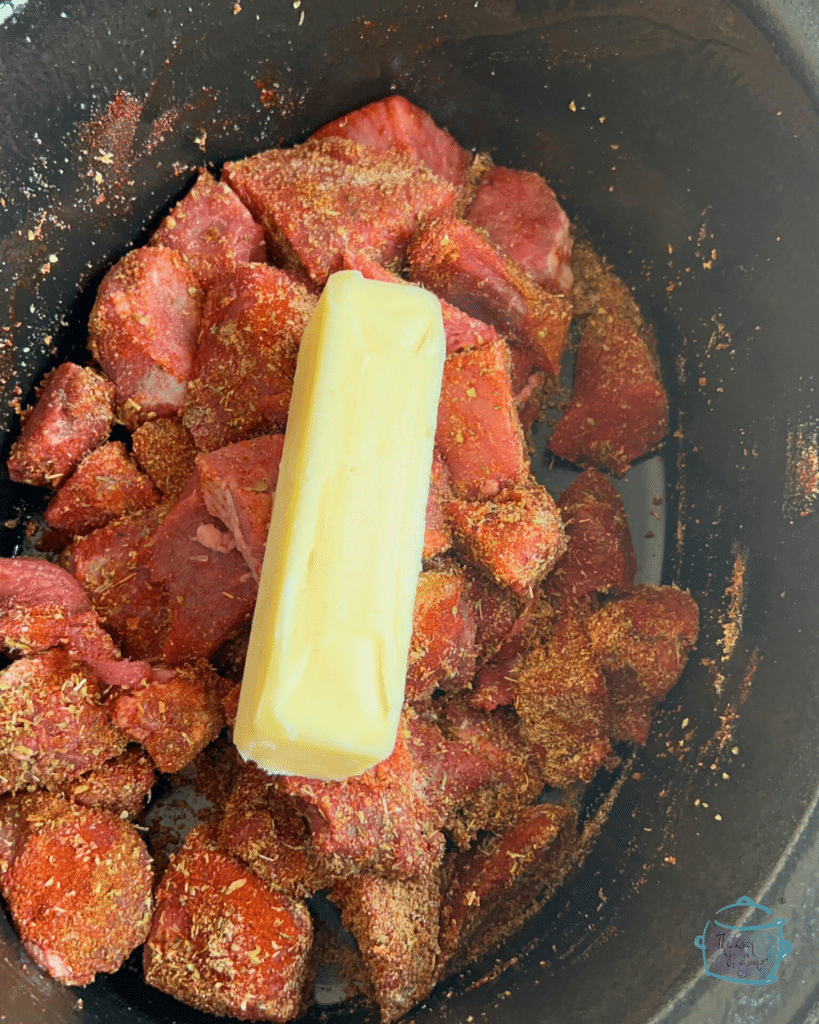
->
(406, 566, 476, 701)
(57, 746, 156, 819)
(549, 306, 668, 475)
(45, 440, 161, 536)
(88, 247, 203, 428)
(329, 870, 442, 1024)
(109, 661, 227, 772)
(461, 568, 525, 663)
(436, 337, 527, 500)
(183, 264, 315, 451)
(1, 792, 153, 986)
(466, 164, 573, 293)
(196, 434, 285, 580)
(407, 216, 572, 376)
(131, 418, 198, 500)
(6, 363, 115, 488)
(586, 585, 699, 743)
(444, 483, 566, 597)
(545, 468, 637, 605)
(223, 136, 456, 286)
(423, 451, 452, 559)
(0, 649, 126, 794)
(147, 472, 258, 665)
(149, 167, 266, 289)
(143, 823, 313, 1021)
(468, 632, 526, 712)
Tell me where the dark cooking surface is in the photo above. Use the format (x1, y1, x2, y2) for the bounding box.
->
(2, 1, 819, 1023)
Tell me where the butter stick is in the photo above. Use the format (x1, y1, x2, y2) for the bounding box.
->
(234, 270, 446, 780)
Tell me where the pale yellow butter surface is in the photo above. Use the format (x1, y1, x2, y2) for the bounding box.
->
(234, 270, 446, 780)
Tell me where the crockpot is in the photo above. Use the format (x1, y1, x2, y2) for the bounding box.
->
(1, 1, 819, 1023)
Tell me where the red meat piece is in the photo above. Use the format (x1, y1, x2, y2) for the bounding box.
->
(462, 568, 525, 663)
(280, 711, 445, 878)
(196, 434, 285, 580)
(64, 506, 170, 662)
(407, 216, 572, 376)
(508, 341, 547, 434)
(549, 307, 669, 475)
(466, 165, 573, 293)
(222, 136, 456, 286)
(45, 440, 161, 536)
(423, 451, 452, 559)
(545, 468, 637, 605)
(0, 649, 126, 794)
(57, 746, 156, 819)
(109, 661, 227, 773)
(1, 792, 153, 986)
(88, 246, 203, 429)
(7, 362, 115, 488)
(0, 555, 91, 618)
(131, 418, 198, 499)
(311, 95, 473, 196)
(438, 802, 578, 973)
(436, 337, 527, 500)
(586, 585, 699, 743)
(147, 472, 258, 665)
(444, 483, 566, 597)
(469, 633, 526, 712)
(143, 823, 313, 1021)
(149, 167, 267, 289)
(183, 264, 315, 452)
(406, 567, 476, 701)
(515, 608, 614, 787)
(329, 870, 442, 1024)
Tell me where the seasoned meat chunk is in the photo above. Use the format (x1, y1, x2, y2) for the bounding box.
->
(143, 823, 313, 1021)
(406, 566, 476, 701)
(423, 451, 453, 559)
(88, 247, 203, 428)
(149, 167, 266, 289)
(183, 264, 315, 451)
(223, 136, 456, 286)
(407, 216, 572, 376)
(57, 746, 156, 819)
(1, 792, 153, 985)
(466, 164, 573, 293)
(130, 417, 198, 500)
(7, 362, 115, 488)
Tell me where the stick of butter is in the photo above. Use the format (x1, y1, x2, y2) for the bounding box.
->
(234, 270, 446, 780)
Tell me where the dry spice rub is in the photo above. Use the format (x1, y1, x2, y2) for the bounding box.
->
(0, 95, 698, 1022)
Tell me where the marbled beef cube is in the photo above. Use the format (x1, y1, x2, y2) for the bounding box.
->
(407, 216, 572, 376)
(88, 246, 203, 429)
(7, 362, 115, 488)
(223, 136, 456, 286)
(149, 167, 266, 289)
(406, 566, 476, 702)
(131, 417, 198, 500)
(183, 264, 315, 452)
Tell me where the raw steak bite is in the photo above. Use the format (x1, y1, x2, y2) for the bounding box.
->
(149, 167, 267, 289)
(0, 649, 126, 794)
(183, 264, 315, 451)
(436, 337, 527, 499)
(444, 483, 566, 596)
(196, 433, 285, 580)
(144, 823, 313, 1022)
(147, 472, 258, 665)
(407, 216, 572, 376)
(2, 792, 153, 986)
(57, 746, 156, 819)
(406, 567, 476, 701)
(466, 164, 573, 293)
(88, 246, 203, 429)
(329, 870, 442, 1024)
(64, 506, 170, 662)
(549, 305, 669, 475)
(222, 136, 456, 285)
(438, 802, 578, 974)
(109, 661, 227, 772)
(45, 440, 161, 536)
(462, 568, 525, 664)
(545, 467, 637, 605)
(7, 362, 115, 488)
(586, 585, 699, 744)
(423, 451, 452, 559)
(131, 418, 198, 499)
(311, 94, 473, 197)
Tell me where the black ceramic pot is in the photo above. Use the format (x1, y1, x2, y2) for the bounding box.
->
(1, 2, 819, 1023)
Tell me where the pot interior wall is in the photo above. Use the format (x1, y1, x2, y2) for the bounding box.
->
(1, 2, 819, 1023)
